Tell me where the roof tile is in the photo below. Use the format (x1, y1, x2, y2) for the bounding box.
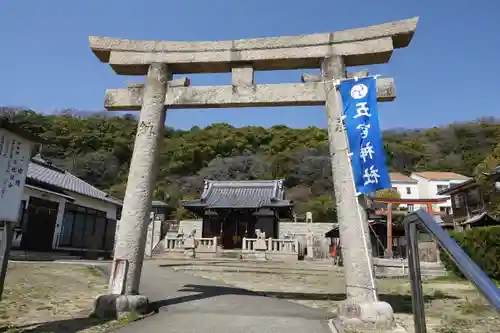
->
(28, 155, 122, 206)
(184, 180, 291, 209)
(412, 171, 471, 181)
(389, 172, 417, 183)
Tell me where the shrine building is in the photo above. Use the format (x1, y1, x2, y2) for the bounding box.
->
(182, 180, 293, 249)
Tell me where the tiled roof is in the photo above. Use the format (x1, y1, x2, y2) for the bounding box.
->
(412, 172, 471, 181)
(389, 172, 417, 183)
(461, 212, 499, 225)
(182, 179, 292, 209)
(28, 155, 122, 206)
(437, 178, 476, 195)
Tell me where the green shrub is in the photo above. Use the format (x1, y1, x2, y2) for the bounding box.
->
(440, 226, 500, 280)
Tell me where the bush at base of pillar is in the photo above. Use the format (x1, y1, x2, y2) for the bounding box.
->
(93, 294, 150, 319)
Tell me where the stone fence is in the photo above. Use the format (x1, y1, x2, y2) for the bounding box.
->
(242, 237, 298, 262)
(164, 236, 218, 257)
(162, 236, 298, 261)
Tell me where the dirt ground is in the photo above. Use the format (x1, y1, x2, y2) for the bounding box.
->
(0, 262, 134, 333)
(163, 258, 499, 333)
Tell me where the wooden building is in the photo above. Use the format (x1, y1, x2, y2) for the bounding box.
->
(437, 167, 500, 230)
(182, 180, 293, 249)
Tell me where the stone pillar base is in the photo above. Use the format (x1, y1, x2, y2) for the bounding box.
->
(93, 294, 150, 319)
(331, 301, 403, 332)
(254, 250, 267, 261)
(184, 249, 196, 258)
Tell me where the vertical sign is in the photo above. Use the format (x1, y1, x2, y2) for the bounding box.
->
(0, 129, 32, 222)
(339, 77, 392, 194)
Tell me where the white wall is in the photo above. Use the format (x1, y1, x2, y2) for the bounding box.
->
(409, 175, 469, 213)
(391, 182, 419, 200)
(279, 222, 334, 238)
(390, 182, 419, 209)
(411, 175, 430, 198)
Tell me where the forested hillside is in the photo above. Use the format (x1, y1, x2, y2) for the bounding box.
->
(2, 107, 500, 220)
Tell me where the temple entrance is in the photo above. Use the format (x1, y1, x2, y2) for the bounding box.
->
(20, 197, 59, 251)
(89, 17, 417, 303)
(221, 212, 255, 249)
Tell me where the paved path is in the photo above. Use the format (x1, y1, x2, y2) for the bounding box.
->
(115, 260, 332, 333)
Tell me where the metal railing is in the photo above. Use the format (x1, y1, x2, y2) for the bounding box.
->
(404, 209, 500, 333)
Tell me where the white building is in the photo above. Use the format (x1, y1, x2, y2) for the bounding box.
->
(12, 154, 123, 253)
(410, 172, 471, 214)
(389, 172, 419, 200)
(387, 172, 420, 210)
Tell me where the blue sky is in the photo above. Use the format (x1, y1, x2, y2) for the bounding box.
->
(1, 0, 499, 130)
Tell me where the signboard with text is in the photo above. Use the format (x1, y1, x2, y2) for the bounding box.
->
(0, 129, 33, 222)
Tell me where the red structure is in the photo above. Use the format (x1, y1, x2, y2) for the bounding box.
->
(371, 197, 449, 258)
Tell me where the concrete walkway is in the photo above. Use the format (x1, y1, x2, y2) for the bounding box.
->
(115, 260, 332, 333)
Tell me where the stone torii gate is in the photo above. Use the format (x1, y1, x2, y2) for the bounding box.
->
(90, 17, 418, 326)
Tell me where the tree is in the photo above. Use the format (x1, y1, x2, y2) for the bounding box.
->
(303, 195, 337, 223)
(475, 141, 500, 217)
(3, 107, 500, 220)
(375, 188, 401, 209)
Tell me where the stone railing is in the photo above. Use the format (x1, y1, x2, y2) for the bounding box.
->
(196, 237, 218, 253)
(164, 238, 184, 251)
(242, 238, 299, 254)
(163, 236, 218, 253)
(241, 238, 260, 252)
(268, 238, 298, 254)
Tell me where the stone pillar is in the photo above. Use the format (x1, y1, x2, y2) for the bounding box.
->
(306, 231, 314, 260)
(322, 56, 394, 329)
(110, 63, 169, 295)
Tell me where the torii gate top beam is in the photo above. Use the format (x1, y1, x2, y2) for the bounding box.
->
(89, 17, 418, 75)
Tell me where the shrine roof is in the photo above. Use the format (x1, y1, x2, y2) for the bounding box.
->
(182, 179, 292, 210)
(27, 154, 122, 206)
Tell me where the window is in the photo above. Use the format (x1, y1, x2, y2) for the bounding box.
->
(408, 204, 414, 212)
(406, 187, 411, 195)
(437, 185, 449, 194)
(60, 204, 107, 248)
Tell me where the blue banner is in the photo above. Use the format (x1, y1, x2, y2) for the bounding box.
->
(339, 77, 391, 194)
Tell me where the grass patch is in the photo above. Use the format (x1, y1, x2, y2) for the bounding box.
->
(426, 274, 465, 282)
(0, 262, 141, 333)
(84, 266, 104, 278)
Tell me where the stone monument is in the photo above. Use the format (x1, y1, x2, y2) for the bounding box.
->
(183, 229, 197, 258)
(254, 229, 267, 260)
(89, 17, 418, 327)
